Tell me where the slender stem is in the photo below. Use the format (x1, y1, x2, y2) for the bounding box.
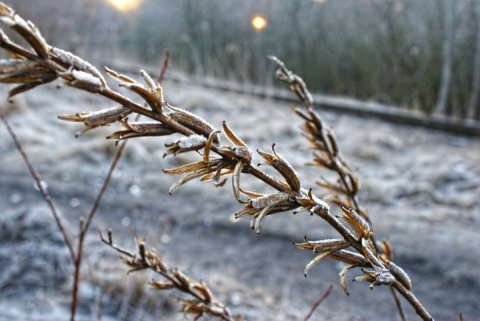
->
(99, 87, 196, 137)
(69, 124, 129, 321)
(303, 284, 333, 321)
(390, 285, 407, 321)
(70, 219, 83, 321)
(0, 107, 76, 261)
(245, 164, 291, 193)
(392, 281, 434, 321)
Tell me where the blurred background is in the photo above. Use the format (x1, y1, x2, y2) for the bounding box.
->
(7, 0, 480, 121)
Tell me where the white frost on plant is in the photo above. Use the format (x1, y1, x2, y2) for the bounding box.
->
(178, 134, 207, 149)
(311, 193, 329, 211)
(72, 70, 103, 88)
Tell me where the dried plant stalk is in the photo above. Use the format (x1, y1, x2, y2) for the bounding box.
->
(0, 3, 437, 321)
(100, 231, 240, 321)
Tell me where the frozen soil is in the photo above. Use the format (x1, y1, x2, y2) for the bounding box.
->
(0, 77, 479, 321)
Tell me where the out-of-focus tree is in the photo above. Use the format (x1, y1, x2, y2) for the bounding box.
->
(468, 0, 480, 120)
(435, 0, 454, 116)
(3, 0, 479, 121)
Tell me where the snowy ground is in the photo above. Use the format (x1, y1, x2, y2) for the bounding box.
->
(0, 74, 479, 321)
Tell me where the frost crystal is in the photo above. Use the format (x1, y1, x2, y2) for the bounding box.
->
(311, 193, 330, 211)
(72, 70, 103, 88)
(178, 135, 207, 149)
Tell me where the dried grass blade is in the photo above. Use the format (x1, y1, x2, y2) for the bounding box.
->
(163, 161, 211, 175)
(304, 251, 333, 277)
(222, 120, 248, 147)
(168, 168, 212, 194)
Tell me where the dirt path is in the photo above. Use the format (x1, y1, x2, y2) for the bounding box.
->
(1, 79, 479, 320)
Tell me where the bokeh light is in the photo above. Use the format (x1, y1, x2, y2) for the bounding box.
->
(251, 15, 267, 31)
(105, 0, 143, 12)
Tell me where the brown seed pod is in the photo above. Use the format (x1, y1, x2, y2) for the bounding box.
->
(258, 144, 301, 192)
(168, 105, 219, 143)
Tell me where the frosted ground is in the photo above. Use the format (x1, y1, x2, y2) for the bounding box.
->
(0, 75, 479, 320)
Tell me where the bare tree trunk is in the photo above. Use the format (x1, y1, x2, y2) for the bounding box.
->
(467, 0, 480, 120)
(435, 0, 454, 116)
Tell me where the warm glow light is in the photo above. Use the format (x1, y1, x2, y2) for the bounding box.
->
(105, 0, 143, 12)
(251, 15, 267, 31)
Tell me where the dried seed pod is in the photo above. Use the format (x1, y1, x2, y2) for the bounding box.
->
(232, 159, 246, 203)
(345, 173, 360, 195)
(119, 81, 162, 113)
(164, 134, 207, 157)
(0, 59, 52, 82)
(172, 268, 192, 288)
(354, 268, 395, 288)
(0, 5, 48, 58)
(250, 192, 291, 209)
(325, 128, 339, 157)
(340, 207, 373, 240)
(50, 47, 106, 85)
(290, 74, 313, 107)
(0, 59, 57, 97)
(140, 69, 157, 91)
(167, 104, 219, 143)
(379, 240, 394, 261)
(385, 260, 412, 290)
(258, 144, 301, 192)
(192, 281, 213, 303)
(339, 264, 357, 295)
(222, 120, 248, 148)
(251, 205, 272, 233)
(307, 107, 324, 132)
(269, 56, 313, 107)
(294, 188, 330, 215)
(329, 249, 369, 266)
(310, 154, 334, 170)
(62, 69, 103, 92)
(58, 105, 131, 135)
(107, 119, 174, 141)
(233, 203, 259, 219)
(140, 69, 164, 112)
(296, 238, 349, 253)
(234, 191, 297, 233)
(167, 167, 214, 195)
(149, 279, 175, 290)
(150, 252, 168, 273)
(0, 28, 37, 59)
(232, 146, 252, 164)
(164, 160, 213, 175)
(203, 130, 221, 163)
(104, 66, 136, 83)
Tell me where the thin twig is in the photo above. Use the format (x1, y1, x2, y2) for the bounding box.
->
(0, 106, 75, 261)
(390, 285, 408, 321)
(157, 47, 169, 84)
(303, 284, 333, 321)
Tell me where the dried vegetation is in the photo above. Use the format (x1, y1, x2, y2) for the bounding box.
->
(0, 3, 465, 321)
